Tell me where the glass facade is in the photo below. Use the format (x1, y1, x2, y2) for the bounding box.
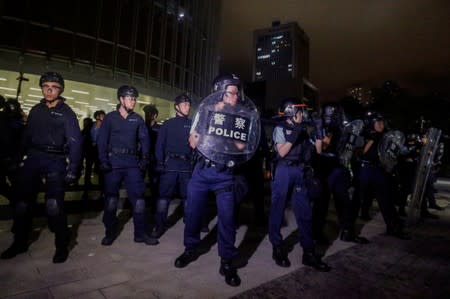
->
(0, 0, 221, 120)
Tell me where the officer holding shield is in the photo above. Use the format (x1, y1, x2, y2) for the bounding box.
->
(358, 113, 409, 239)
(174, 74, 258, 287)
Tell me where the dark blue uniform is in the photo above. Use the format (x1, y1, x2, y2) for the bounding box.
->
(312, 127, 361, 241)
(97, 109, 150, 239)
(154, 115, 192, 232)
(270, 124, 314, 252)
(358, 132, 403, 234)
(12, 98, 82, 250)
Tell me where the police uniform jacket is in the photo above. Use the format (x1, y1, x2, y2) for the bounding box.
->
(155, 115, 192, 171)
(97, 109, 150, 169)
(21, 97, 82, 173)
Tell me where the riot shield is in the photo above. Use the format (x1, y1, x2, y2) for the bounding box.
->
(338, 119, 365, 168)
(407, 127, 442, 225)
(191, 91, 260, 167)
(378, 130, 405, 173)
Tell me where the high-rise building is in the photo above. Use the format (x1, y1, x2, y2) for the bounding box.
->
(252, 22, 318, 111)
(253, 22, 309, 82)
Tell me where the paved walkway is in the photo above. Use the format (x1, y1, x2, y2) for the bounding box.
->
(0, 180, 449, 299)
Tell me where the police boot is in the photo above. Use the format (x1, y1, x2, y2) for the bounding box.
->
(302, 251, 331, 272)
(174, 250, 198, 268)
(101, 229, 118, 246)
(134, 234, 159, 246)
(386, 225, 411, 240)
(53, 247, 69, 263)
(1, 242, 28, 259)
(219, 259, 241, 287)
(272, 245, 291, 268)
(150, 225, 166, 239)
(340, 230, 370, 244)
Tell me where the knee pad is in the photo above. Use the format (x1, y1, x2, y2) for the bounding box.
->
(46, 198, 60, 216)
(134, 199, 145, 214)
(106, 197, 119, 212)
(15, 201, 28, 215)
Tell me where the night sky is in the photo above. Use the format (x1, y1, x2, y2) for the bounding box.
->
(218, 0, 450, 99)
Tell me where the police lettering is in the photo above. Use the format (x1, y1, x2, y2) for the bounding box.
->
(208, 126, 247, 142)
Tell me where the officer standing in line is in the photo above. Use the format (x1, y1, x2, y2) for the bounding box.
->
(174, 74, 249, 287)
(143, 104, 160, 211)
(152, 94, 192, 238)
(358, 113, 409, 239)
(97, 85, 158, 246)
(312, 103, 369, 244)
(90, 110, 106, 200)
(0, 97, 25, 201)
(269, 100, 330, 271)
(1, 72, 82, 263)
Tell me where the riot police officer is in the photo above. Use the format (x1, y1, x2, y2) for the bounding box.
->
(1, 72, 82, 263)
(152, 94, 192, 238)
(174, 74, 253, 287)
(312, 103, 369, 244)
(358, 113, 409, 239)
(0, 97, 25, 201)
(143, 104, 160, 210)
(97, 85, 158, 246)
(269, 100, 330, 271)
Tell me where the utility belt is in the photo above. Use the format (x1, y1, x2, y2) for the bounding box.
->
(360, 160, 381, 168)
(30, 145, 66, 155)
(110, 147, 137, 156)
(278, 159, 304, 167)
(166, 152, 191, 161)
(197, 155, 232, 172)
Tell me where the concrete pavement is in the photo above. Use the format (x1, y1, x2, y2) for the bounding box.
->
(0, 180, 449, 299)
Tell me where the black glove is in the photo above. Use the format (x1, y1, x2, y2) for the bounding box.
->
(65, 170, 79, 185)
(138, 158, 150, 172)
(99, 162, 112, 173)
(285, 124, 304, 143)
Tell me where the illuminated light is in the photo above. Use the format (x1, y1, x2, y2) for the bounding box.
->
(257, 48, 262, 51)
(0, 87, 16, 91)
(4, 94, 20, 98)
(75, 101, 89, 105)
(25, 99, 39, 103)
(256, 72, 261, 76)
(107, 103, 117, 106)
(29, 87, 41, 91)
(71, 89, 89, 95)
(65, 96, 74, 99)
(271, 35, 284, 40)
(272, 41, 276, 45)
(288, 64, 292, 67)
(28, 94, 42, 98)
(271, 61, 276, 65)
(87, 105, 99, 109)
(271, 50, 275, 53)
(137, 100, 149, 104)
(257, 54, 270, 59)
(0, 77, 7, 81)
(94, 97, 110, 102)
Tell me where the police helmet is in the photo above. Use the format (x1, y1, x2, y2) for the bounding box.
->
(174, 93, 191, 105)
(212, 73, 241, 92)
(117, 85, 139, 100)
(39, 71, 65, 92)
(93, 110, 105, 119)
(143, 104, 159, 116)
(322, 102, 344, 127)
(278, 99, 307, 118)
(364, 111, 384, 129)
